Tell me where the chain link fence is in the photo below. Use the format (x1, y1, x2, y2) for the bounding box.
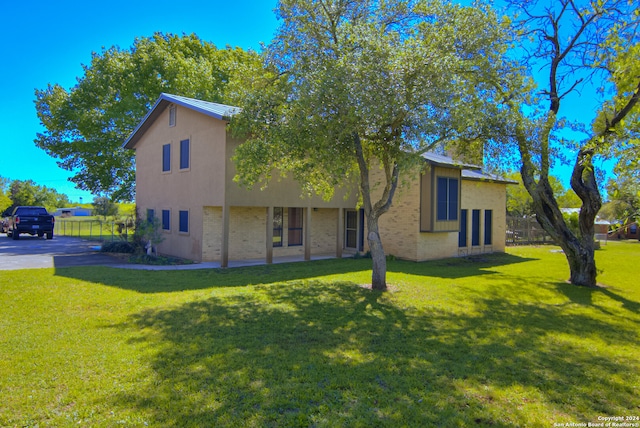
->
(55, 218, 135, 241)
(506, 216, 554, 246)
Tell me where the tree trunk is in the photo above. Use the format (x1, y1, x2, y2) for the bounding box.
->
(520, 148, 601, 288)
(563, 240, 597, 286)
(353, 132, 397, 292)
(366, 213, 387, 291)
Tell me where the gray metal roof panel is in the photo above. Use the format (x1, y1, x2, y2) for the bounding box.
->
(163, 93, 241, 120)
(461, 169, 518, 184)
(421, 152, 480, 169)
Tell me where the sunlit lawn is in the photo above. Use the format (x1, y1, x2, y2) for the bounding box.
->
(1, 241, 638, 427)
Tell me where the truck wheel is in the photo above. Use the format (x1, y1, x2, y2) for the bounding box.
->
(46, 231, 53, 240)
(38, 232, 44, 238)
(12, 230, 19, 240)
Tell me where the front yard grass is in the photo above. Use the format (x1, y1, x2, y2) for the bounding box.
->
(1, 242, 638, 427)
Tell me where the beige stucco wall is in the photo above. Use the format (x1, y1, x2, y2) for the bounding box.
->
(224, 137, 359, 209)
(135, 104, 230, 260)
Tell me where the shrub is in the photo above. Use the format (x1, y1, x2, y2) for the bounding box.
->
(101, 241, 138, 254)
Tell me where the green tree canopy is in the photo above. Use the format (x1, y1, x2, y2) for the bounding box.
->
(604, 174, 640, 222)
(0, 177, 12, 215)
(507, 172, 581, 217)
(233, 0, 517, 290)
(2, 179, 70, 215)
(92, 196, 119, 219)
(35, 33, 262, 201)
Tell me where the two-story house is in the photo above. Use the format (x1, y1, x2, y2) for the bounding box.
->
(124, 93, 514, 266)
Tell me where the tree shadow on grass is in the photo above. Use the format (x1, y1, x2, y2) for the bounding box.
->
(554, 281, 640, 314)
(107, 281, 639, 427)
(54, 252, 536, 293)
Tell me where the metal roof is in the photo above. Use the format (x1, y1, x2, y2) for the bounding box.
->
(123, 93, 241, 149)
(421, 152, 480, 169)
(461, 169, 518, 184)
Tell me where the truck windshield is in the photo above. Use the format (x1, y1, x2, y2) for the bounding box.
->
(16, 208, 48, 216)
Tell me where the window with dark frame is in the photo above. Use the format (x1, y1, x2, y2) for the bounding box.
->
(179, 139, 189, 169)
(459, 209, 468, 247)
(288, 207, 303, 246)
(179, 210, 189, 233)
(273, 207, 283, 247)
(169, 105, 176, 127)
(472, 209, 480, 246)
(436, 177, 459, 221)
(345, 210, 358, 249)
(484, 210, 493, 245)
(162, 210, 170, 231)
(162, 143, 171, 172)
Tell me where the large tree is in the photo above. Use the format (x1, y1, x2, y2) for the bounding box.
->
(233, 0, 516, 290)
(35, 33, 261, 201)
(0, 177, 12, 215)
(502, 0, 639, 286)
(3, 179, 70, 214)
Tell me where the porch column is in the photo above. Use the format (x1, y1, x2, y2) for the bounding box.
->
(221, 204, 230, 268)
(304, 207, 311, 261)
(336, 207, 344, 258)
(266, 206, 273, 264)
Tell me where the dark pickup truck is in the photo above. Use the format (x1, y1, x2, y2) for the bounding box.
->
(6, 206, 55, 240)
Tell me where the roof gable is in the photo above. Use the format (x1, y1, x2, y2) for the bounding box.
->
(123, 93, 241, 149)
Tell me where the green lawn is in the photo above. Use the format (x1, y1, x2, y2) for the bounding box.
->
(1, 242, 638, 427)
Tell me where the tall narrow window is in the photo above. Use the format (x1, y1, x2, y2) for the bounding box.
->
(484, 210, 493, 245)
(180, 139, 190, 169)
(459, 209, 468, 247)
(436, 177, 459, 221)
(288, 208, 303, 246)
(169, 105, 176, 127)
(162, 143, 171, 172)
(162, 209, 171, 231)
(179, 210, 189, 233)
(273, 207, 283, 247)
(146, 209, 155, 222)
(472, 209, 480, 246)
(345, 210, 358, 249)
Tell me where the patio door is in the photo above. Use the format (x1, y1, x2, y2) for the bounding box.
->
(345, 209, 364, 250)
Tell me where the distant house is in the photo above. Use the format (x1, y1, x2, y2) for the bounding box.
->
(560, 208, 614, 241)
(123, 93, 514, 265)
(609, 221, 639, 240)
(53, 207, 93, 217)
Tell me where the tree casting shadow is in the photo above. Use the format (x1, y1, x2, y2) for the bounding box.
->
(106, 281, 638, 426)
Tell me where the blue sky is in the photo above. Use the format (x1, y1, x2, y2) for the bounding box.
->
(0, 0, 611, 204)
(0, 0, 279, 203)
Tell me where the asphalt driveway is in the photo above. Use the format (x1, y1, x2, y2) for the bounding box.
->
(0, 235, 125, 270)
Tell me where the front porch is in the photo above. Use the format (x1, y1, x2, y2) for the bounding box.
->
(202, 205, 364, 267)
